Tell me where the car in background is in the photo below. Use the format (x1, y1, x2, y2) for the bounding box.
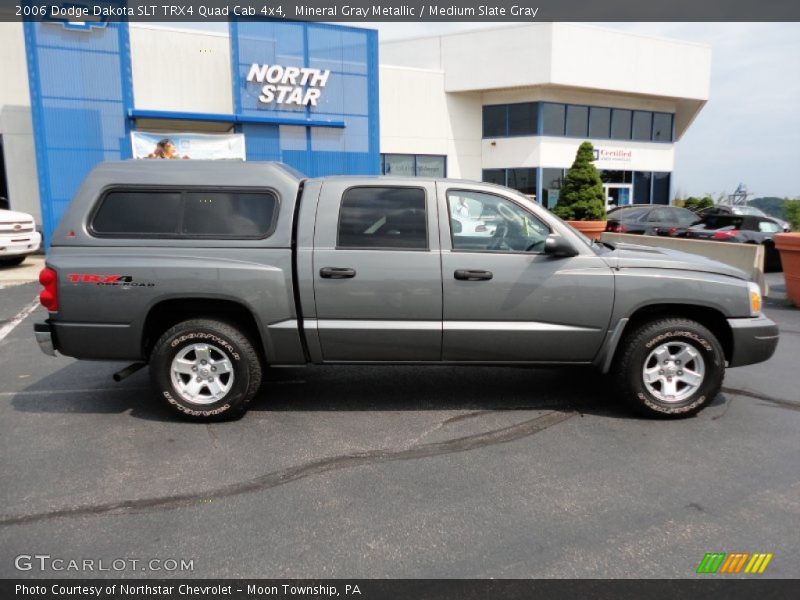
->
(0, 208, 42, 267)
(605, 204, 701, 236)
(696, 204, 790, 232)
(675, 214, 784, 272)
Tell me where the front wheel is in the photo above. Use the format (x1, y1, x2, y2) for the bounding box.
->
(150, 319, 262, 421)
(612, 318, 725, 418)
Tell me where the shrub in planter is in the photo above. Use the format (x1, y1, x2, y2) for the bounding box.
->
(553, 142, 607, 238)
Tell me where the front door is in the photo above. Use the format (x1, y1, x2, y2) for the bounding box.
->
(605, 184, 633, 209)
(439, 185, 615, 362)
(312, 181, 442, 361)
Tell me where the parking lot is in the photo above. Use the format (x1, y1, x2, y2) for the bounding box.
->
(0, 273, 798, 579)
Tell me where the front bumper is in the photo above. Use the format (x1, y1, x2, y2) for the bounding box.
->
(0, 231, 41, 256)
(727, 314, 779, 367)
(33, 321, 57, 357)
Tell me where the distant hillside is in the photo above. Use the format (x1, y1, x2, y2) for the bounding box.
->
(750, 197, 789, 219)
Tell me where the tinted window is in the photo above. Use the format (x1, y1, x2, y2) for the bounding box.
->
(483, 105, 507, 137)
(652, 172, 671, 205)
(448, 190, 549, 253)
(565, 105, 589, 137)
(542, 103, 566, 136)
(337, 187, 427, 250)
(632, 111, 653, 141)
(182, 191, 276, 237)
(541, 168, 563, 209)
(482, 169, 506, 186)
(508, 102, 538, 136)
(610, 109, 632, 140)
(633, 171, 651, 204)
(589, 107, 611, 138)
(609, 206, 648, 221)
(652, 112, 673, 142)
(93, 191, 181, 235)
(506, 168, 537, 196)
(647, 208, 671, 222)
(675, 208, 701, 226)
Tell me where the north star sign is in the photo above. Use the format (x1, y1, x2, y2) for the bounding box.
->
(246, 64, 330, 107)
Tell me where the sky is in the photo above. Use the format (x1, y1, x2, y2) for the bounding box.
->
(149, 21, 800, 199)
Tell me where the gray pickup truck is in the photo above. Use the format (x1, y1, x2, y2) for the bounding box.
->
(34, 161, 778, 421)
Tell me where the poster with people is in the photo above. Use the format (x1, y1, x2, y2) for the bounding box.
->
(131, 132, 246, 161)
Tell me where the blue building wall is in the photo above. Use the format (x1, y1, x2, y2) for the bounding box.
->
(24, 20, 380, 245)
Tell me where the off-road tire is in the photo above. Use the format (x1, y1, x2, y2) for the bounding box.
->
(150, 319, 262, 421)
(612, 318, 725, 418)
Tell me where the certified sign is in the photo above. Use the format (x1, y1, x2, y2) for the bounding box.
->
(246, 64, 330, 107)
(593, 148, 633, 163)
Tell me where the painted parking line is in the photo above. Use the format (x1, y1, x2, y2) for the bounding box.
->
(0, 297, 40, 343)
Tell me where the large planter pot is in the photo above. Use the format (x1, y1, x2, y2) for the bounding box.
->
(775, 232, 800, 306)
(567, 220, 607, 241)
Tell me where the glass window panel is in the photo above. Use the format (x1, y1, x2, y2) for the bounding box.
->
(632, 111, 653, 141)
(508, 102, 537, 136)
(565, 105, 589, 138)
(610, 109, 632, 140)
(506, 168, 537, 196)
(541, 168, 563, 209)
(483, 105, 507, 137)
(482, 169, 506, 186)
(652, 172, 671, 205)
(182, 191, 277, 237)
(542, 103, 566, 136)
(634, 171, 651, 204)
(92, 190, 181, 235)
(447, 190, 550, 253)
(652, 112, 673, 142)
(415, 155, 446, 177)
(383, 154, 415, 177)
(337, 187, 427, 249)
(589, 107, 611, 139)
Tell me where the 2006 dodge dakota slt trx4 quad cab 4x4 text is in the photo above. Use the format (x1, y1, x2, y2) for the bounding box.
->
(33, 161, 778, 420)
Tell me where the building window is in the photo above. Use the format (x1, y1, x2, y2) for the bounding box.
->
(483, 105, 507, 137)
(652, 112, 673, 142)
(482, 169, 506, 186)
(541, 168, 564, 209)
(542, 103, 566, 136)
(633, 171, 652, 204)
(610, 109, 632, 140)
(632, 111, 653, 141)
(588, 107, 611, 139)
(565, 105, 589, 138)
(507, 102, 538, 136)
(337, 187, 427, 250)
(507, 168, 537, 196)
(652, 172, 671, 205)
(381, 154, 446, 178)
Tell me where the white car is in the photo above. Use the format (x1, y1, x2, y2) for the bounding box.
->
(0, 208, 41, 266)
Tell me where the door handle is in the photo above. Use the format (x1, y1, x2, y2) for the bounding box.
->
(454, 269, 493, 281)
(320, 267, 356, 279)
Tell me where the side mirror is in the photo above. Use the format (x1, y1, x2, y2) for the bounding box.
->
(544, 234, 578, 258)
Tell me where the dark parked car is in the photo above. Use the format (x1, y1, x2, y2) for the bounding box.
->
(606, 204, 701, 236)
(677, 215, 784, 272)
(696, 204, 790, 232)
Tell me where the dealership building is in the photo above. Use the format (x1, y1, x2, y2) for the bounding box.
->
(0, 20, 710, 242)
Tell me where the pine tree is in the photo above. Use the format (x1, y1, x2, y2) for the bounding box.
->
(552, 141, 606, 221)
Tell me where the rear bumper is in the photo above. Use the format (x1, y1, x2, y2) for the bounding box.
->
(33, 321, 57, 357)
(727, 314, 779, 367)
(0, 231, 41, 256)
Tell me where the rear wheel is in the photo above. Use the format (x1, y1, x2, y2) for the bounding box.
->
(0, 256, 25, 267)
(612, 318, 725, 418)
(150, 319, 262, 421)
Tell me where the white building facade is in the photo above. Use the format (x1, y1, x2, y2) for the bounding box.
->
(378, 23, 711, 207)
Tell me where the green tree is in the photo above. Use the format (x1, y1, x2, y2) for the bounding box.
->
(784, 199, 800, 231)
(553, 141, 606, 221)
(683, 196, 714, 211)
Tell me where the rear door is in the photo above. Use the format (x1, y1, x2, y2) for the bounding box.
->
(311, 180, 442, 361)
(438, 184, 614, 362)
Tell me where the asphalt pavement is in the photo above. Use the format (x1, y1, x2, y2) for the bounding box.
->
(0, 280, 798, 578)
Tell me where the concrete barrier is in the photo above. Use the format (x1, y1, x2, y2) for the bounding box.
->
(601, 232, 767, 295)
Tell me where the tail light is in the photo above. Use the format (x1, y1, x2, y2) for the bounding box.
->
(712, 230, 736, 240)
(667, 227, 679, 236)
(39, 267, 58, 312)
(606, 223, 627, 233)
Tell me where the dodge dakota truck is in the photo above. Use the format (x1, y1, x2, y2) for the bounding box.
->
(34, 161, 779, 420)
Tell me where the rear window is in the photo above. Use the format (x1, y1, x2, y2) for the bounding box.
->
(91, 189, 278, 238)
(337, 186, 427, 250)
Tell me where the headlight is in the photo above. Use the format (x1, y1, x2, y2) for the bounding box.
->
(747, 282, 762, 316)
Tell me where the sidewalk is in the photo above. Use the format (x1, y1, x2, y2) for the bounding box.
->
(0, 255, 44, 288)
